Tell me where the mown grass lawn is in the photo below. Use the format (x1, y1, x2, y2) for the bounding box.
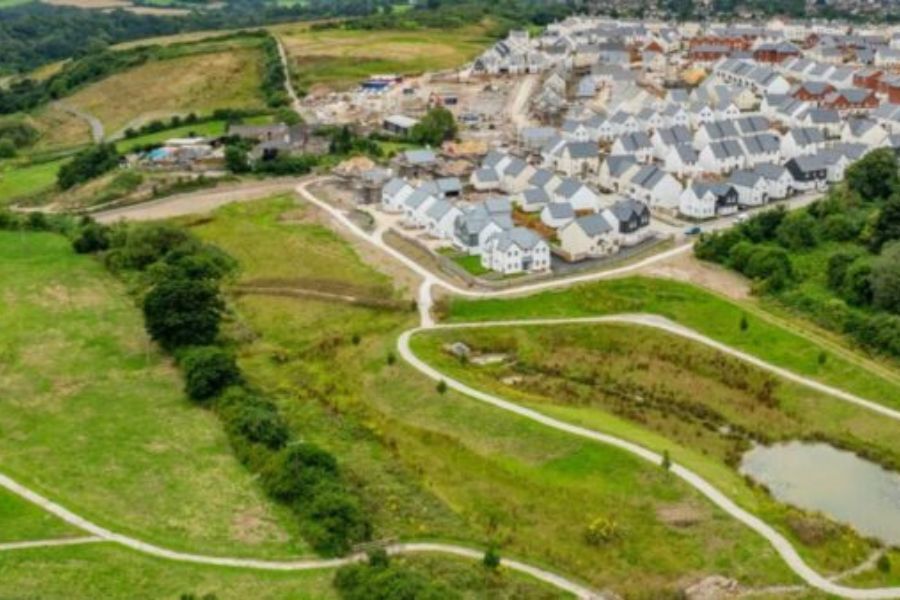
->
(444, 277, 900, 410)
(190, 197, 800, 596)
(0, 231, 303, 557)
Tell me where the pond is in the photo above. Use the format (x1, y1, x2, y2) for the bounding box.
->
(740, 442, 900, 546)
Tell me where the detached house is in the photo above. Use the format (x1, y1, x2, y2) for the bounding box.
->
(728, 170, 769, 206)
(424, 200, 463, 239)
(781, 127, 826, 159)
(841, 118, 888, 147)
(665, 144, 700, 178)
(558, 213, 619, 260)
(698, 139, 746, 174)
(453, 199, 513, 255)
(382, 178, 414, 213)
(628, 164, 682, 211)
(549, 141, 600, 177)
(754, 162, 794, 199)
(611, 132, 654, 163)
(598, 155, 639, 192)
(481, 228, 551, 275)
(608, 198, 652, 246)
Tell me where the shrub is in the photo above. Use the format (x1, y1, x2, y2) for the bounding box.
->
(878, 554, 892, 574)
(179, 346, 241, 402)
(744, 245, 793, 291)
(0, 139, 16, 158)
(217, 387, 290, 450)
(302, 485, 372, 555)
(826, 250, 860, 291)
(333, 563, 458, 600)
(436, 380, 448, 394)
(584, 515, 620, 546)
(482, 546, 501, 570)
(871, 242, 900, 314)
(820, 214, 859, 242)
(262, 443, 339, 503)
(57, 143, 120, 190)
(142, 277, 224, 350)
(775, 211, 818, 250)
(841, 259, 873, 307)
(105, 222, 197, 271)
(845, 148, 899, 203)
(72, 221, 111, 254)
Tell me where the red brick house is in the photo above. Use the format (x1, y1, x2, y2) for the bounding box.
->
(753, 42, 801, 64)
(792, 81, 835, 102)
(853, 69, 884, 92)
(822, 88, 879, 114)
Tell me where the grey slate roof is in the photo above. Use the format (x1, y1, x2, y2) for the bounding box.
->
(573, 213, 613, 237)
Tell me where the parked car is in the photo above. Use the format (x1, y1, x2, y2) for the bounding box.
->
(684, 226, 702, 235)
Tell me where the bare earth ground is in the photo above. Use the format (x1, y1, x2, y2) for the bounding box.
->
(93, 179, 308, 223)
(637, 250, 751, 300)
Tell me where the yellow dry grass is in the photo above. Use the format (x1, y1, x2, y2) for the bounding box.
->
(274, 23, 493, 91)
(27, 106, 92, 151)
(64, 49, 267, 136)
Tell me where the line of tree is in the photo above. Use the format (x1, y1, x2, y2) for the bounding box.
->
(60, 217, 373, 555)
(259, 34, 289, 108)
(695, 148, 900, 358)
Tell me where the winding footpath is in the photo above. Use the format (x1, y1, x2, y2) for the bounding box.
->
(297, 180, 900, 599)
(0, 471, 600, 598)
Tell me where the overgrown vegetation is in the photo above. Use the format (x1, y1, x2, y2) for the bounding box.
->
(57, 143, 120, 189)
(695, 149, 900, 359)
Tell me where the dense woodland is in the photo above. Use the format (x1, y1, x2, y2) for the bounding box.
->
(695, 149, 900, 359)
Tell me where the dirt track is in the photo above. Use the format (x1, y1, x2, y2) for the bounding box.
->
(92, 178, 308, 223)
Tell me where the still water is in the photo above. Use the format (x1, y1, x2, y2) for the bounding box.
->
(740, 441, 900, 546)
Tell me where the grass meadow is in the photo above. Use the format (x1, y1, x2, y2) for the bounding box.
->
(0, 231, 303, 557)
(188, 196, 802, 596)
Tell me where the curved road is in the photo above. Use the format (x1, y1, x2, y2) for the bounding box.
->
(55, 101, 104, 144)
(294, 181, 900, 599)
(0, 472, 600, 598)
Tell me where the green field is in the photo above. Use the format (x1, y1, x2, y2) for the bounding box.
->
(0, 541, 567, 600)
(411, 322, 900, 575)
(0, 159, 64, 205)
(186, 196, 803, 596)
(116, 114, 273, 153)
(0, 231, 303, 557)
(444, 277, 900, 410)
(0, 489, 79, 543)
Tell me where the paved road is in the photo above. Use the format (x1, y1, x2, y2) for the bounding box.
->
(397, 317, 900, 600)
(92, 178, 309, 223)
(0, 471, 601, 598)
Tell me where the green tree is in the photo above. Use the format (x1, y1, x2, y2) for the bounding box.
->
(409, 107, 457, 147)
(142, 277, 223, 350)
(739, 314, 749, 332)
(72, 221, 110, 254)
(0, 139, 16, 158)
(842, 259, 874, 306)
(436, 379, 448, 394)
(845, 148, 900, 203)
(302, 485, 372, 555)
(225, 145, 251, 174)
(57, 143, 120, 189)
(179, 346, 241, 402)
(776, 211, 818, 250)
(870, 195, 900, 253)
(820, 214, 859, 242)
(871, 242, 900, 314)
